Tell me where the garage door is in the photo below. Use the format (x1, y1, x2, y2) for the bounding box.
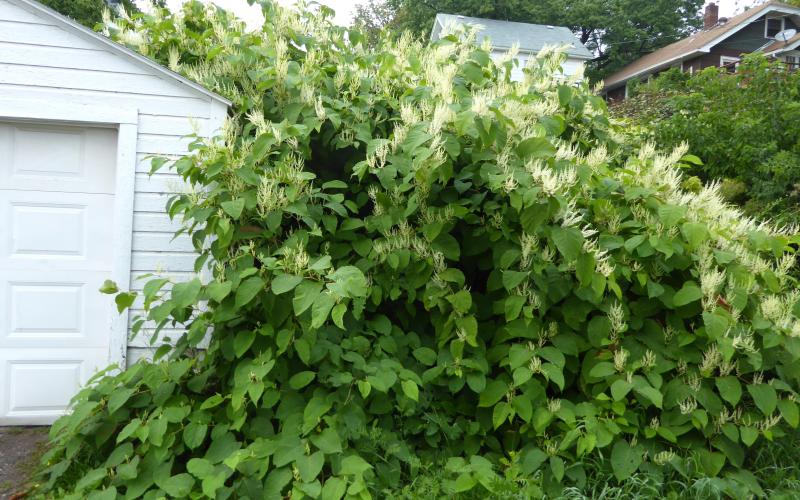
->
(0, 121, 117, 425)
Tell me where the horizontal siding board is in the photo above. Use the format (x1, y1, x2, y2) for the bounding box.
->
(138, 133, 195, 155)
(130, 271, 197, 290)
(135, 172, 187, 194)
(132, 232, 195, 252)
(0, 63, 200, 97)
(0, 84, 212, 117)
(133, 192, 174, 213)
(0, 20, 97, 49)
(132, 212, 186, 233)
(131, 251, 198, 271)
(0, 1, 56, 24)
(0, 42, 150, 74)
(138, 114, 210, 136)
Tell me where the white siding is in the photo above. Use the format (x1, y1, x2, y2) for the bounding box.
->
(490, 49, 586, 81)
(0, 0, 227, 364)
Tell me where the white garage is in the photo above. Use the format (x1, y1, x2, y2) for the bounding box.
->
(0, 0, 229, 425)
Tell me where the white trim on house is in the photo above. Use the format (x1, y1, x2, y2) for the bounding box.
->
(0, 97, 138, 369)
(8, 0, 231, 108)
(764, 15, 786, 38)
(700, 5, 800, 52)
(720, 55, 741, 67)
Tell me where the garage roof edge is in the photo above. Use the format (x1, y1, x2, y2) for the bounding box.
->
(12, 0, 232, 107)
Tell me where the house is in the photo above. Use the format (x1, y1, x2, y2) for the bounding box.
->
(0, 0, 230, 425)
(430, 13, 593, 80)
(603, 1, 800, 100)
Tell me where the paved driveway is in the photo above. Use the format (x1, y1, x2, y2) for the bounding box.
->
(0, 427, 48, 499)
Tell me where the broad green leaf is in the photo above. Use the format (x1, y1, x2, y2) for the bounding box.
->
(158, 474, 194, 497)
(272, 274, 304, 295)
(747, 383, 777, 416)
(551, 227, 583, 262)
(401, 380, 419, 401)
(673, 282, 702, 307)
(611, 440, 642, 481)
(293, 280, 323, 315)
(221, 198, 245, 219)
(235, 276, 264, 307)
(478, 380, 507, 407)
(716, 376, 742, 406)
(289, 371, 316, 390)
(172, 278, 201, 308)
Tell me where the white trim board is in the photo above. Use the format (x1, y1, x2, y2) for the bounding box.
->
(7, 0, 231, 108)
(0, 98, 138, 370)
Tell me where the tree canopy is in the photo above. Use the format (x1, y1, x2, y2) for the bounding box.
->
(354, 0, 703, 81)
(39, 0, 142, 28)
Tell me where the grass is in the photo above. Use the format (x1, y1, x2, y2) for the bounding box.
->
(384, 430, 800, 499)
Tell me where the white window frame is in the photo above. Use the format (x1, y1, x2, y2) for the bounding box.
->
(720, 55, 741, 70)
(0, 97, 137, 370)
(765, 16, 786, 39)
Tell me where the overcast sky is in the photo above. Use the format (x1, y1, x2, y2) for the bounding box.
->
(142, 0, 764, 29)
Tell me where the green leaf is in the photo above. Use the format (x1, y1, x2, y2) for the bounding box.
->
(657, 204, 686, 227)
(172, 278, 201, 308)
(99, 280, 119, 294)
(611, 440, 642, 481)
(673, 282, 702, 307)
(289, 371, 316, 390)
(293, 280, 323, 315)
(682, 222, 708, 248)
(221, 198, 245, 219)
(413, 347, 437, 366)
(478, 380, 507, 407)
(551, 227, 583, 262)
(340, 455, 373, 475)
(159, 473, 194, 497)
(321, 477, 347, 500)
(187, 458, 215, 478)
(502, 270, 528, 291)
(747, 384, 777, 416)
(311, 292, 336, 329)
(115, 292, 137, 313)
(611, 380, 632, 401)
(779, 399, 799, 427)
(401, 380, 419, 401)
(235, 276, 264, 307)
(517, 137, 555, 159)
(233, 330, 256, 357)
(589, 362, 616, 378)
(327, 266, 368, 298)
(272, 274, 304, 295)
(207, 281, 232, 302)
(716, 376, 742, 406)
(183, 423, 207, 450)
(311, 428, 342, 454)
(296, 451, 325, 482)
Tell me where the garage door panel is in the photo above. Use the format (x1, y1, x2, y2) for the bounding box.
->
(0, 122, 116, 194)
(0, 348, 109, 425)
(1, 191, 114, 270)
(0, 271, 113, 348)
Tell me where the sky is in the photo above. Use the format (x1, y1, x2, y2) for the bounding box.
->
(142, 0, 765, 29)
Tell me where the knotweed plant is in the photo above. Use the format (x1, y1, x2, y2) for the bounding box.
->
(36, 1, 800, 498)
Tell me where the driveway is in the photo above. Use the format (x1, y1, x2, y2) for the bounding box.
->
(0, 427, 48, 499)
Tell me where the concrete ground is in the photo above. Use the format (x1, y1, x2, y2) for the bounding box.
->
(0, 427, 48, 499)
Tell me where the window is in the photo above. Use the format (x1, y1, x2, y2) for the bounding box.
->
(787, 55, 798, 68)
(720, 56, 740, 72)
(766, 17, 784, 38)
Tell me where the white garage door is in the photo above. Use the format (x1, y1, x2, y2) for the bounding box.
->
(0, 121, 117, 425)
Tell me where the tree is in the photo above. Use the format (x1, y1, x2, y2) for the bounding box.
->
(39, 0, 148, 28)
(353, 0, 703, 81)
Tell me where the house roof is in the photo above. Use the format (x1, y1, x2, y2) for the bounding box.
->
(603, 1, 800, 90)
(763, 31, 800, 53)
(11, 0, 231, 106)
(432, 13, 593, 60)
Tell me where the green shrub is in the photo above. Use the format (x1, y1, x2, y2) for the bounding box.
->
(611, 55, 800, 224)
(35, 2, 800, 498)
